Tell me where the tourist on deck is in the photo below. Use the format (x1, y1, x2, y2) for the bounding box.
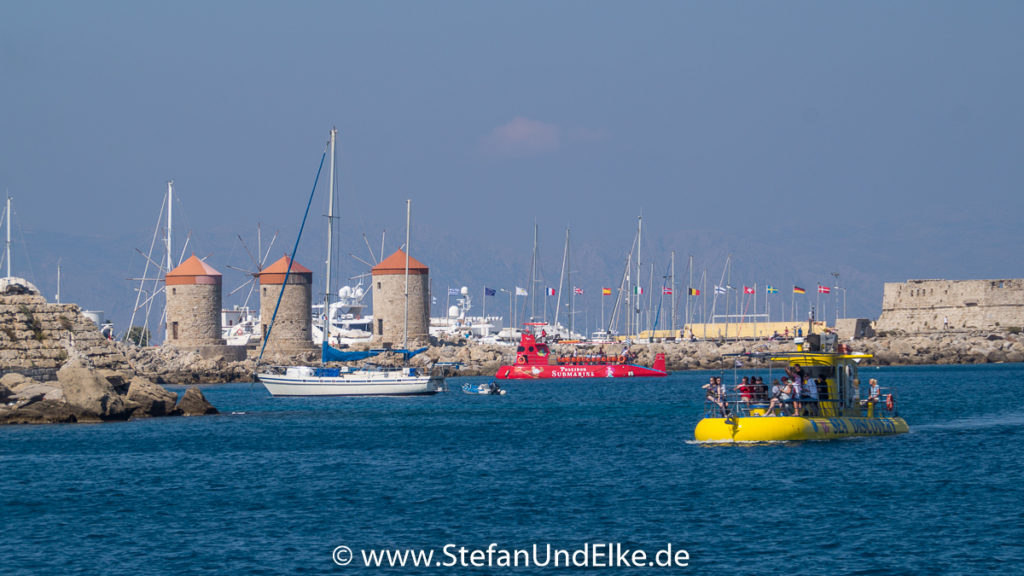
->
(762, 378, 791, 416)
(803, 371, 819, 416)
(735, 377, 753, 405)
(703, 376, 727, 416)
(866, 378, 881, 405)
(787, 364, 805, 416)
(753, 376, 769, 401)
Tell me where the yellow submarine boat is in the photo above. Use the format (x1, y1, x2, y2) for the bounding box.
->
(694, 332, 909, 442)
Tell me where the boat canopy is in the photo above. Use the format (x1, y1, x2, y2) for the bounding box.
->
(321, 342, 383, 363)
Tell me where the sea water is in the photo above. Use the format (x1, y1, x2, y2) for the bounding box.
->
(2, 364, 1023, 575)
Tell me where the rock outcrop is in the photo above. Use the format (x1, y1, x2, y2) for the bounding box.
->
(0, 283, 219, 425)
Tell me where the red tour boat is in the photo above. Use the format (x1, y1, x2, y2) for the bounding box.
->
(495, 331, 668, 380)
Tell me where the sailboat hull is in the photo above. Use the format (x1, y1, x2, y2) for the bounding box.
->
(259, 372, 441, 396)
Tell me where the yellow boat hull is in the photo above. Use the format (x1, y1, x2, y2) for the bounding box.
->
(694, 416, 909, 442)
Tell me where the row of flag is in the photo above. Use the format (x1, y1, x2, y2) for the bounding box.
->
(474, 284, 833, 297)
(713, 284, 831, 295)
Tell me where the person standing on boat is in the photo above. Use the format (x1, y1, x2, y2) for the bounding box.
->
(787, 364, 806, 416)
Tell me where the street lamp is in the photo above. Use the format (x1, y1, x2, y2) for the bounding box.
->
(499, 288, 515, 332)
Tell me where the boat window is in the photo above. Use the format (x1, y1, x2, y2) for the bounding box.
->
(528, 346, 534, 352)
(517, 346, 524, 352)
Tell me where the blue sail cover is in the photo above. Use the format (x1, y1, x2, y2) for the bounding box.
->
(390, 346, 429, 361)
(321, 341, 382, 363)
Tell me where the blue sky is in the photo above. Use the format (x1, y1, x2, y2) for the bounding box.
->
(2, 1, 1022, 331)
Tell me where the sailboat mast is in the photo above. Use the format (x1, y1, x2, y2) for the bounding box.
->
(56, 258, 61, 303)
(166, 181, 173, 274)
(636, 215, 642, 337)
(531, 222, 538, 322)
(5, 194, 10, 279)
(165, 181, 173, 344)
(670, 251, 675, 335)
(323, 128, 337, 354)
(554, 227, 568, 329)
(403, 199, 411, 350)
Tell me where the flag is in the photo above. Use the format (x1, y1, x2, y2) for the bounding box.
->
(448, 288, 459, 296)
(602, 288, 612, 296)
(766, 286, 779, 294)
(743, 286, 755, 294)
(515, 286, 528, 296)
(547, 287, 556, 296)
(634, 286, 644, 295)
(818, 285, 831, 294)
(662, 287, 673, 295)
(793, 286, 806, 294)
(715, 285, 727, 295)
(688, 288, 700, 296)
(574, 287, 584, 295)
(485, 287, 496, 296)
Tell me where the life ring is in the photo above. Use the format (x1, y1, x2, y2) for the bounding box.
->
(885, 394, 894, 411)
(234, 326, 244, 336)
(617, 355, 626, 363)
(517, 356, 526, 365)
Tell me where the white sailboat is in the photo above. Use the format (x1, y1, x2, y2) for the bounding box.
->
(257, 128, 442, 396)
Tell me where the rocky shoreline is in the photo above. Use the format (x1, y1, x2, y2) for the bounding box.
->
(0, 283, 217, 425)
(3, 279, 1020, 425)
(120, 330, 1023, 385)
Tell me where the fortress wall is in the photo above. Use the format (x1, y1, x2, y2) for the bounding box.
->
(876, 279, 1024, 333)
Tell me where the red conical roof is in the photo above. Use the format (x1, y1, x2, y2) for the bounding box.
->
(259, 255, 313, 285)
(372, 250, 429, 276)
(166, 255, 221, 286)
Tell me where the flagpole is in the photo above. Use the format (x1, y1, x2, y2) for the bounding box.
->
(702, 267, 707, 339)
(482, 286, 487, 334)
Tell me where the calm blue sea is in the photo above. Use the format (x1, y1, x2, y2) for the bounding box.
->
(3, 364, 1023, 575)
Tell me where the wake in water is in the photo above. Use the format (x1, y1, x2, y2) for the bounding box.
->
(912, 411, 1024, 432)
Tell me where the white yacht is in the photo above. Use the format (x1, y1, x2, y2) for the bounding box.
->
(257, 128, 444, 396)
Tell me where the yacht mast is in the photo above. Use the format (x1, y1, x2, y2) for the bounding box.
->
(323, 128, 337, 354)
(165, 181, 173, 344)
(630, 215, 638, 336)
(403, 199, 411, 350)
(5, 194, 11, 279)
(56, 258, 62, 303)
(670, 251, 676, 335)
(553, 227, 568, 330)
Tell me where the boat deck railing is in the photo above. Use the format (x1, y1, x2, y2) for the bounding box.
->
(703, 388, 901, 419)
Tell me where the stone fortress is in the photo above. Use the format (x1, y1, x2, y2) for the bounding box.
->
(875, 278, 1024, 333)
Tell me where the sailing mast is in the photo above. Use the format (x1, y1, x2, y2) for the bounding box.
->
(322, 128, 337, 358)
(553, 227, 568, 332)
(670, 251, 676, 336)
(164, 181, 173, 343)
(636, 215, 642, 338)
(4, 194, 10, 279)
(403, 199, 411, 350)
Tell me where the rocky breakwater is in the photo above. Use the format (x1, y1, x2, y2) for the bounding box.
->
(422, 330, 1024, 375)
(0, 279, 216, 424)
